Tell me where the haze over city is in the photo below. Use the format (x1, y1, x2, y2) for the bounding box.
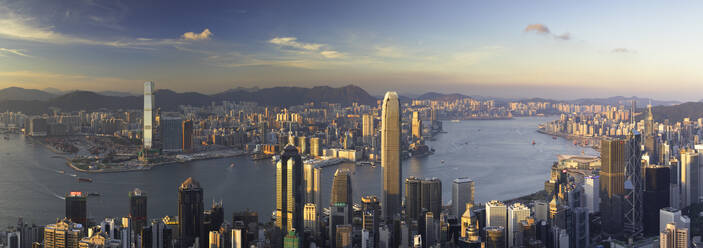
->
(2, 0, 703, 100)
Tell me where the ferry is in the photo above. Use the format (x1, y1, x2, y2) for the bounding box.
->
(532, 140, 536, 145)
(440, 160, 445, 164)
(229, 163, 236, 168)
(87, 192, 101, 197)
(77, 177, 93, 183)
(451, 120, 461, 123)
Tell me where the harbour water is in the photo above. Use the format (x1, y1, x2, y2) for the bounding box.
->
(0, 116, 596, 227)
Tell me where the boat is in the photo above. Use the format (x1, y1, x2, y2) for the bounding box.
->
(87, 192, 100, 197)
(532, 140, 536, 145)
(552, 136, 557, 140)
(58, 170, 65, 174)
(229, 163, 236, 168)
(451, 120, 461, 123)
(441, 160, 445, 164)
(77, 177, 93, 183)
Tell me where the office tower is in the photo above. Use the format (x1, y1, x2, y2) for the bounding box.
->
(405, 177, 442, 222)
(144, 81, 154, 149)
(569, 207, 589, 248)
(161, 115, 183, 153)
(178, 177, 205, 248)
(204, 201, 224, 232)
(680, 150, 699, 208)
(330, 169, 352, 248)
(599, 138, 625, 237)
(670, 159, 681, 209)
(129, 188, 148, 234)
(309, 137, 320, 157)
(231, 226, 244, 248)
(424, 212, 437, 247)
(65, 192, 87, 228)
(660, 223, 689, 248)
(486, 200, 507, 229)
(275, 145, 304, 247)
(485, 226, 506, 248)
(44, 218, 82, 248)
(643, 165, 670, 236)
(335, 225, 352, 248)
(146, 220, 172, 248)
(659, 208, 691, 234)
(182, 120, 193, 153)
(7, 231, 19, 248)
(532, 201, 548, 222)
(209, 231, 221, 248)
(624, 131, 643, 236)
(303, 163, 317, 204)
(644, 104, 659, 164)
(381, 91, 402, 221)
(405, 177, 422, 221)
(362, 196, 381, 247)
(121, 218, 132, 248)
(411, 111, 422, 140)
(421, 178, 442, 219)
(583, 176, 599, 214)
(297, 136, 308, 155)
(362, 114, 374, 138)
(507, 203, 530, 248)
(232, 210, 258, 247)
(452, 178, 475, 218)
(303, 203, 318, 235)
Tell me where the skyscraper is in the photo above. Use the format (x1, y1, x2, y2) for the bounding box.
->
(182, 120, 193, 153)
(404, 177, 442, 221)
(599, 138, 626, 237)
(421, 178, 442, 219)
(583, 176, 599, 214)
(411, 111, 422, 140)
(161, 115, 183, 153)
(275, 145, 304, 247)
(486, 200, 507, 229)
(452, 178, 475, 218)
(330, 169, 352, 248)
(65, 192, 87, 228)
(643, 165, 670, 236)
(680, 149, 699, 208)
(507, 203, 530, 248)
(381, 91, 401, 221)
(361, 195, 380, 248)
(485, 226, 506, 248)
(362, 114, 374, 139)
(660, 223, 689, 248)
(144, 81, 154, 150)
(129, 188, 148, 234)
(178, 177, 204, 248)
(44, 218, 83, 248)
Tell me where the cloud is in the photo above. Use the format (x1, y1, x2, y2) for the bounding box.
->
(181, 29, 213, 41)
(320, 50, 344, 58)
(612, 48, 636, 53)
(0, 48, 30, 57)
(0, 6, 189, 48)
(269, 37, 323, 51)
(555, 33, 571, 40)
(524, 24, 551, 35)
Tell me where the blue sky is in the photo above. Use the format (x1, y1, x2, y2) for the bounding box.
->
(1, 0, 702, 100)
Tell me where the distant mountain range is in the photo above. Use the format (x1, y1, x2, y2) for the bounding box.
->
(0, 85, 377, 114)
(647, 102, 703, 122)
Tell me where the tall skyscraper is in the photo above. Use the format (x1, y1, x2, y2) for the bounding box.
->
(660, 223, 689, 248)
(44, 218, 83, 248)
(452, 178, 475, 218)
(404, 177, 442, 221)
(178, 177, 204, 248)
(643, 165, 670, 236)
(129, 188, 148, 234)
(485, 226, 506, 248)
(330, 169, 352, 248)
(659, 208, 690, 234)
(361, 195, 380, 248)
(182, 120, 193, 153)
(161, 115, 183, 153)
(486, 200, 507, 229)
(680, 149, 699, 208)
(362, 114, 374, 137)
(275, 145, 304, 247)
(507, 203, 530, 248)
(144, 81, 154, 150)
(421, 178, 442, 219)
(381, 91, 401, 221)
(411, 111, 422, 140)
(583, 176, 599, 214)
(599, 137, 626, 237)
(309, 137, 320, 157)
(65, 192, 87, 228)
(624, 131, 643, 236)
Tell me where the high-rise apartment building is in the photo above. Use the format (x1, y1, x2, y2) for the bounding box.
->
(381, 92, 401, 221)
(411, 111, 422, 140)
(144, 81, 154, 149)
(44, 218, 83, 248)
(660, 223, 689, 248)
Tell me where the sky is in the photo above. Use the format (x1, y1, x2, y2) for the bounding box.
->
(1, 0, 703, 101)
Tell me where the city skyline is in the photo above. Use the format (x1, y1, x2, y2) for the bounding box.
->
(3, 1, 703, 100)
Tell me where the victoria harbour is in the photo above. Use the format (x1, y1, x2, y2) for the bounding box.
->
(0, 117, 593, 227)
